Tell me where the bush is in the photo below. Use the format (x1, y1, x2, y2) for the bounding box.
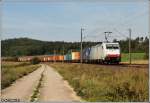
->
(30, 57, 40, 64)
(2, 57, 18, 62)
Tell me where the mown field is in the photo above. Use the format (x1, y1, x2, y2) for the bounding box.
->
(1, 61, 40, 89)
(121, 53, 147, 62)
(49, 63, 149, 102)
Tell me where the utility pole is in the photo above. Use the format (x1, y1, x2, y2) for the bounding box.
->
(129, 28, 131, 64)
(62, 45, 64, 63)
(81, 28, 84, 64)
(54, 49, 56, 63)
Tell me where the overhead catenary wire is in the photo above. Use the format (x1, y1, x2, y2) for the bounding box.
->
(107, 10, 148, 38)
(83, 32, 105, 41)
(110, 10, 148, 30)
(113, 28, 128, 38)
(114, 10, 148, 28)
(83, 9, 148, 41)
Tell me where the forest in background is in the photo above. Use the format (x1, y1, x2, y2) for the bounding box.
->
(1, 37, 149, 58)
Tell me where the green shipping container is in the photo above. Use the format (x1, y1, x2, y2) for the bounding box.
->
(66, 53, 72, 60)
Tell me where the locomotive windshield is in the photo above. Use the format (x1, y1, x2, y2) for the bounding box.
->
(106, 44, 119, 49)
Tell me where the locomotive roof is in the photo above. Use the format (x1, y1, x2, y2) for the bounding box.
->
(103, 42, 119, 44)
(91, 42, 119, 48)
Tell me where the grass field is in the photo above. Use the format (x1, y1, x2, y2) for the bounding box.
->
(1, 61, 40, 89)
(49, 63, 148, 102)
(121, 53, 147, 62)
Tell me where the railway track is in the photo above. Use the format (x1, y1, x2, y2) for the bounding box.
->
(59, 62, 148, 69)
(103, 63, 148, 69)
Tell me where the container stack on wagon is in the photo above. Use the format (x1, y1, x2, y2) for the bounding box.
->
(64, 51, 80, 63)
(72, 52, 80, 62)
(18, 55, 65, 62)
(18, 56, 32, 62)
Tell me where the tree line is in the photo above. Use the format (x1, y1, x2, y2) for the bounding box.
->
(1, 37, 149, 58)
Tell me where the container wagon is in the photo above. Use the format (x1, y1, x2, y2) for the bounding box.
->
(18, 42, 121, 64)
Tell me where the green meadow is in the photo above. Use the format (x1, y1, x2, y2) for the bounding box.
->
(121, 53, 146, 62)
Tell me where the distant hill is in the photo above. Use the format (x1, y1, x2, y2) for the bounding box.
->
(1, 37, 149, 58)
(1, 38, 99, 57)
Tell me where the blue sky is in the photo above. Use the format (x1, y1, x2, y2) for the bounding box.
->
(2, 0, 149, 42)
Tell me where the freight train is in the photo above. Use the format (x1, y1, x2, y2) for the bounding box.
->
(18, 42, 121, 64)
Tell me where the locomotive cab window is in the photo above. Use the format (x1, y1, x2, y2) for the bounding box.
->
(113, 46, 119, 49)
(106, 44, 119, 49)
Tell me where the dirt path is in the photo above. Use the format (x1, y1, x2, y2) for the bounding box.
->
(1, 64, 81, 102)
(1, 65, 45, 102)
(39, 64, 81, 102)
